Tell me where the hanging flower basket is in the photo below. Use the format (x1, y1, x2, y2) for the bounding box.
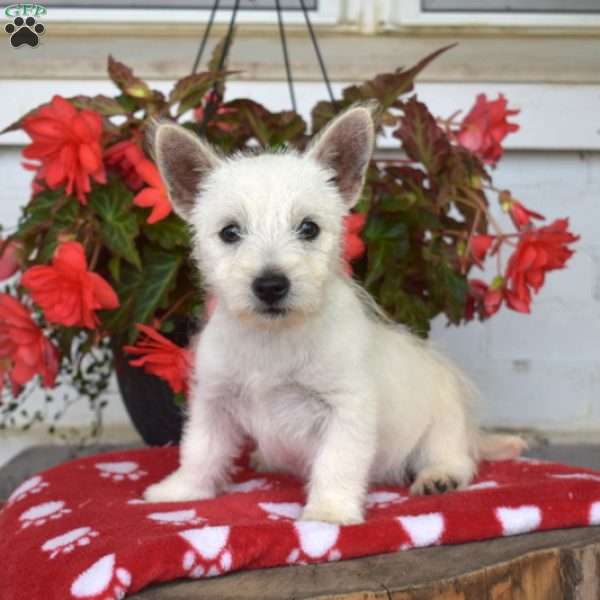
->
(0, 45, 578, 441)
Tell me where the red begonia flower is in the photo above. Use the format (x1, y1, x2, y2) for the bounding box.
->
(105, 139, 145, 191)
(133, 159, 172, 224)
(124, 324, 191, 395)
(0, 240, 21, 281)
(194, 91, 237, 132)
(22, 96, 106, 204)
(342, 212, 366, 274)
(507, 200, 545, 230)
(457, 94, 519, 165)
(21, 241, 119, 329)
(504, 219, 579, 313)
(0, 294, 59, 394)
(469, 234, 495, 265)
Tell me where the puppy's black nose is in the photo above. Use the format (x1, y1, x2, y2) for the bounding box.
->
(252, 272, 290, 305)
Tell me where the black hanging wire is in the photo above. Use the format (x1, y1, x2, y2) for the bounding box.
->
(197, 0, 241, 135)
(191, 0, 220, 74)
(299, 0, 336, 105)
(275, 0, 297, 112)
(191, 0, 336, 133)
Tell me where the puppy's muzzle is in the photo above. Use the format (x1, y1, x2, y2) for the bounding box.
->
(252, 271, 290, 306)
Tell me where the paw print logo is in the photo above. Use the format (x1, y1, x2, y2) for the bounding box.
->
(287, 521, 341, 565)
(95, 461, 147, 482)
(70, 553, 131, 600)
(41, 526, 99, 559)
(179, 526, 233, 578)
(4, 16, 45, 48)
(8, 475, 49, 505)
(19, 500, 72, 530)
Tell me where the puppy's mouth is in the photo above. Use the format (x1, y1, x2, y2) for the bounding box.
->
(257, 306, 289, 318)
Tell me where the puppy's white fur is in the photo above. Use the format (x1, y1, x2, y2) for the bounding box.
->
(143, 108, 525, 524)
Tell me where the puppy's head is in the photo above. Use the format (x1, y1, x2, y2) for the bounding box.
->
(153, 107, 374, 325)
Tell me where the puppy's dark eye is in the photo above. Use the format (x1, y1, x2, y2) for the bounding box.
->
(297, 219, 320, 241)
(219, 223, 242, 244)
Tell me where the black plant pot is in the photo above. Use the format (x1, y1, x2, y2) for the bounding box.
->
(112, 317, 197, 446)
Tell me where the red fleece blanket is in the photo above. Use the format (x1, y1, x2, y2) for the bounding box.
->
(1, 447, 599, 599)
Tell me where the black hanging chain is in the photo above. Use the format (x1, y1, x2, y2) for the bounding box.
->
(275, 0, 297, 112)
(191, 0, 336, 133)
(197, 0, 241, 135)
(299, 0, 336, 106)
(191, 0, 220, 74)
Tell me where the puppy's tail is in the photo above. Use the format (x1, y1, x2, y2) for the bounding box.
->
(476, 432, 528, 461)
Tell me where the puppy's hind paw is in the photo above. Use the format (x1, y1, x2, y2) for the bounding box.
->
(410, 467, 466, 496)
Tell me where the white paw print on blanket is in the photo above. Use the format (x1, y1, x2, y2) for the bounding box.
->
(95, 461, 147, 482)
(589, 501, 600, 525)
(70, 553, 131, 600)
(225, 478, 271, 493)
(41, 526, 99, 559)
(550, 472, 600, 483)
(287, 521, 341, 565)
(465, 480, 499, 491)
(366, 491, 407, 509)
(19, 500, 72, 530)
(147, 509, 205, 526)
(496, 505, 541, 536)
(397, 512, 445, 550)
(259, 501, 302, 521)
(179, 526, 233, 578)
(8, 475, 49, 505)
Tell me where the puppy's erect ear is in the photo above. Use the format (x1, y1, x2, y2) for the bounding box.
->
(306, 106, 375, 208)
(152, 123, 221, 220)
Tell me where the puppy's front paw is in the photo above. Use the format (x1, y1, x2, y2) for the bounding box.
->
(301, 503, 363, 525)
(410, 466, 466, 496)
(143, 470, 215, 503)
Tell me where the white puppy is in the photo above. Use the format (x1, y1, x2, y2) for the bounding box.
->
(143, 107, 525, 524)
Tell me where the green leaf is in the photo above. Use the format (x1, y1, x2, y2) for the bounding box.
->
(394, 97, 450, 176)
(89, 180, 141, 269)
(132, 246, 183, 327)
(1, 101, 50, 134)
(108, 55, 153, 99)
(142, 214, 190, 250)
(356, 44, 455, 109)
(364, 215, 408, 242)
(115, 94, 138, 112)
(311, 44, 455, 133)
(378, 193, 417, 213)
(18, 190, 63, 236)
(37, 201, 79, 263)
(69, 95, 128, 116)
(100, 263, 144, 337)
(430, 261, 468, 324)
(108, 255, 121, 282)
(169, 71, 229, 116)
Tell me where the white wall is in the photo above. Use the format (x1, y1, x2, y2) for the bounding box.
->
(0, 80, 598, 435)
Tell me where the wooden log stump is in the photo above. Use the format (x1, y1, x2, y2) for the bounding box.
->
(127, 526, 600, 599)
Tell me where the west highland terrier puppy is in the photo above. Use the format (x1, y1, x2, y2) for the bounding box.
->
(143, 106, 526, 524)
